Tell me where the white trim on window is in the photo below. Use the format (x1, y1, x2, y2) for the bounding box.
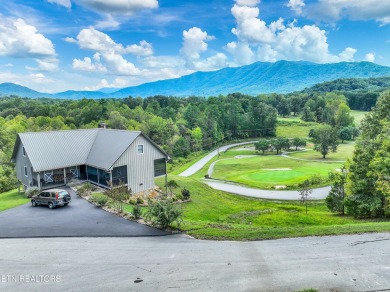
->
(22, 146, 26, 157)
(24, 166, 28, 177)
(137, 144, 144, 155)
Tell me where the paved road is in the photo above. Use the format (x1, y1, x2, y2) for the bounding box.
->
(205, 180, 331, 200)
(0, 188, 167, 238)
(1, 233, 390, 291)
(178, 141, 257, 177)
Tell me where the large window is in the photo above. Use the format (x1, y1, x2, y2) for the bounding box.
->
(87, 166, 98, 184)
(112, 166, 128, 185)
(154, 158, 166, 177)
(98, 169, 110, 186)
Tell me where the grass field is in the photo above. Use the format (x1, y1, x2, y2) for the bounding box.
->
(276, 117, 316, 138)
(0, 189, 28, 212)
(351, 110, 368, 125)
(288, 143, 355, 162)
(154, 176, 390, 240)
(212, 154, 341, 189)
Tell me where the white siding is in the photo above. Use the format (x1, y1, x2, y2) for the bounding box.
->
(112, 135, 166, 193)
(15, 143, 34, 187)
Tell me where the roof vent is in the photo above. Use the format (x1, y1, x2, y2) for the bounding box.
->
(98, 122, 107, 129)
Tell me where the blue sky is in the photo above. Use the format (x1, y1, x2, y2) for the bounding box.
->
(0, 0, 389, 93)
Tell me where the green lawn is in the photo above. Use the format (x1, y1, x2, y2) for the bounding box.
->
(276, 116, 316, 138)
(288, 143, 355, 162)
(212, 155, 341, 189)
(0, 189, 28, 211)
(351, 110, 368, 125)
(155, 176, 390, 240)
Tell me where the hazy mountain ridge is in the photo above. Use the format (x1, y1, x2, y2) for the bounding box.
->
(1, 61, 390, 99)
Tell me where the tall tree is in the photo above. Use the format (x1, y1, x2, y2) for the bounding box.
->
(346, 91, 390, 218)
(311, 125, 339, 159)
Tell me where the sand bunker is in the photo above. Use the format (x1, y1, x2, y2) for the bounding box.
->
(235, 147, 256, 151)
(235, 155, 258, 159)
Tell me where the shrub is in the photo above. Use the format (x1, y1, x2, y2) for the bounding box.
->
(25, 186, 40, 198)
(136, 197, 144, 205)
(105, 183, 131, 213)
(132, 205, 143, 219)
(78, 183, 95, 196)
(129, 198, 137, 205)
(90, 193, 108, 207)
(166, 180, 179, 195)
(176, 193, 183, 201)
(309, 174, 323, 186)
(204, 174, 210, 179)
(181, 188, 191, 200)
(146, 199, 183, 229)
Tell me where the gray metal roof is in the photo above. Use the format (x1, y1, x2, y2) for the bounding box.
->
(86, 130, 141, 170)
(11, 129, 150, 172)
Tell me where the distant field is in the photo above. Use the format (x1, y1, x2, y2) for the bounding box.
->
(276, 125, 312, 138)
(288, 143, 355, 162)
(351, 110, 368, 125)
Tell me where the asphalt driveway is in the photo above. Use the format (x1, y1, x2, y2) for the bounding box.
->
(0, 188, 168, 238)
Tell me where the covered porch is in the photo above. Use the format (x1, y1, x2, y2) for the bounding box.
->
(32, 165, 128, 190)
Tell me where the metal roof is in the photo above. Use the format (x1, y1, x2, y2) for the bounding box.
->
(11, 129, 156, 172)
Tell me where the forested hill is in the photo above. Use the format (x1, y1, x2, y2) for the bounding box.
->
(304, 77, 390, 93)
(302, 76, 390, 111)
(112, 61, 390, 97)
(1, 61, 390, 99)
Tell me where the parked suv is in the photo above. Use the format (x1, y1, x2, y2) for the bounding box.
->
(31, 189, 71, 209)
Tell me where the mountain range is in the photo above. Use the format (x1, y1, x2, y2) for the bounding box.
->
(1, 61, 390, 99)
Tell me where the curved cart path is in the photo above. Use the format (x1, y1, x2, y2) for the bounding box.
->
(179, 142, 332, 200)
(178, 141, 257, 177)
(205, 180, 331, 200)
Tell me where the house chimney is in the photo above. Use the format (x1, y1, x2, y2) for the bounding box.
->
(98, 122, 107, 129)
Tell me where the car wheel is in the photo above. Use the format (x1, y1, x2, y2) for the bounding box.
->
(31, 200, 37, 207)
(48, 202, 55, 209)
(64, 203, 69, 206)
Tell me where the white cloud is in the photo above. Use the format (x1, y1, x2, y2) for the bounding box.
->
(30, 73, 53, 84)
(76, 0, 158, 15)
(231, 5, 278, 43)
(85, 77, 147, 90)
(287, 0, 305, 15)
(228, 2, 357, 64)
(179, 27, 225, 70)
(95, 15, 121, 30)
(125, 40, 153, 56)
(101, 51, 141, 75)
(192, 53, 228, 71)
(36, 58, 59, 72)
(0, 17, 56, 58)
(226, 41, 255, 65)
(141, 56, 185, 69)
(307, 0, 390, 25)
(47, 0, 71, 8)
(181, 27, 214, 61)
(72, 55, 107, 72)
(364, 53, 376, 62)
(235, 0, 260, 7)
(64, 37, 77, 43)
(74, 27, 153, 56)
